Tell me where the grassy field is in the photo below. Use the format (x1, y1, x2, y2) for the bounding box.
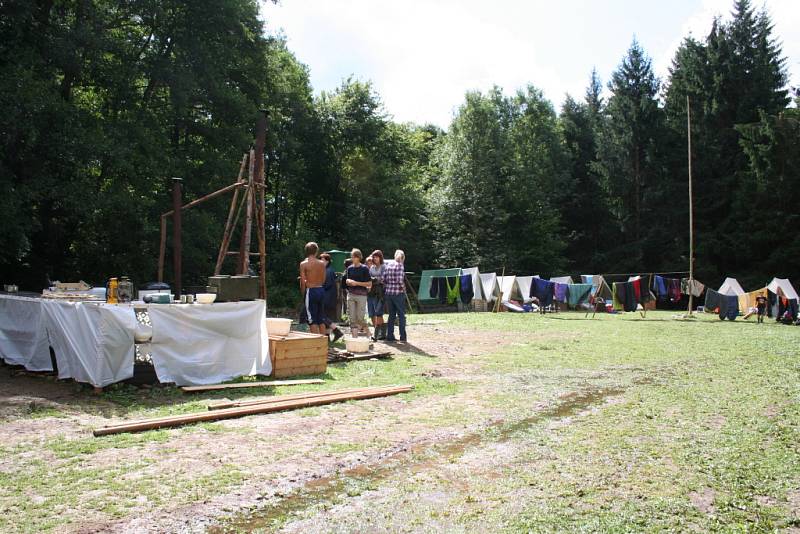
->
(1, 310, 799, 532)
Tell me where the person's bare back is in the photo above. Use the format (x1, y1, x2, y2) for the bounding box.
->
(300, 256, 326, 290)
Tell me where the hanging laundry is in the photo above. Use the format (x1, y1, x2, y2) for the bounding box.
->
(554, 283, 568, 303)
(445, 276, 460, 305)
(653, 275, 668, 299)
(704, 288, 721, 313)
(718, 294, 739, 320)
(667, 278, 682, 302)
(613, 282, 637, 312)
(531, 278, 554, 307)
(429, 277, 448, 304)
(681, 278, 705, 298)
(631, 279, 642, 302)
(567, 283, 593, 307)
(612, 283, 623, 311)
(459, 274, 474, 304)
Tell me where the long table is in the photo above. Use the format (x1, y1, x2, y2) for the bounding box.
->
(0, 295, 270, 387)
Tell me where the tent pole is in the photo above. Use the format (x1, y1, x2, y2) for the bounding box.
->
(687, 95, 695, 315)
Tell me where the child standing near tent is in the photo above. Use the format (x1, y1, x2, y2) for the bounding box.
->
(756, 294, 767, 323)
(345, 249, 372, 337)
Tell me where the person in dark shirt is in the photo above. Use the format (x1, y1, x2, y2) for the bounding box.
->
(756, 294, 767, 324)
(320, 253, 344, 342)
(345, 249, 372, 337)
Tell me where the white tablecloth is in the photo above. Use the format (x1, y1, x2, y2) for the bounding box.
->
(149, 300, 270, 386)
(0, 295, 270, 387)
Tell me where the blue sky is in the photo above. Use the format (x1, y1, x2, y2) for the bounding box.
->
(261, 0, 800, 127)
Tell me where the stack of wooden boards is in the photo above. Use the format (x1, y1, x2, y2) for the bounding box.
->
(93, 383, 412, 436)
(269, 331, 328, 378)
(327, 348, 392, 363)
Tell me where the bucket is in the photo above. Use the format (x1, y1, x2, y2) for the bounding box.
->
(265, 318, 292, 336)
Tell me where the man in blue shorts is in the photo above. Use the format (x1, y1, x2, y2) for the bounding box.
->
(299, 242, 327, 335)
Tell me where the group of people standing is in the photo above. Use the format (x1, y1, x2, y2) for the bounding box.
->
(299, 242, 407, 343)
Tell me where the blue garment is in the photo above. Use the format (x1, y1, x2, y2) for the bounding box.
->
(459, 274, 473, 304)
(653, 275, 668, 298)
(532, 278, 554, 307)
(305, 287, 326, 325)
(385, 293, 407, 341)
(718, 295, 738, 320)
(323, 266, 337, 309)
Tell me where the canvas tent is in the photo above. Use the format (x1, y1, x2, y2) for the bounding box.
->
(497, 276, 523, 302)
(582, 274, 613, 301)
(461, 267, 483, 303)
(515, 276, 536, 302)
(480, 273, 501, 304)
(718, 278, 745, 296)
(418, 268, 462, 305)
(767, 278, 799, 300)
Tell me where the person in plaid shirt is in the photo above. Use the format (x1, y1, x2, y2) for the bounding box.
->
(383, 250, 407, 342)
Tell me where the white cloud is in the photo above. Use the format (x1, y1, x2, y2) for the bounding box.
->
(263, 0, 800, 127)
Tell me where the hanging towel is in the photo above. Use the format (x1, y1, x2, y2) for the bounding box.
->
(445, 276, 460, 305)
(567, 283, 593, 307)
(554, 283, 568, 303)
(719, 295, 739, 320)
(653, 275, 668, 299)
(667, 278, 682, 302)
(532, 278, 554, 307)
(459, 274, 474, 304)
(612, 283, 623, 311)
(704, 289, 721, 313)
(681, 278, 705, 298)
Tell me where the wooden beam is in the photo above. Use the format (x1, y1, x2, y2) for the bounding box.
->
(207, 385, 402, 410)
(93, 385, 413, 436)
(237, 149, 255, 275)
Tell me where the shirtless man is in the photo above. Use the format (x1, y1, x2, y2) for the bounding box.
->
(299, 242, 327, 335)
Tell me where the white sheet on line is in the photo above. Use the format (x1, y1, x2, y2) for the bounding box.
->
(0, 295, 52, 371)
(149, 300, 270, 386)
(479, 273, 499, 303)
(40, 300, 137, 387)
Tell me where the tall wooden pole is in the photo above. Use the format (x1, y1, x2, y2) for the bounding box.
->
(214, 153, 248, 275)
(687, 95, 694, 315)
(254, 110, 268, 302)
(172, 177, 183, 298)
(237, 149, 255, 275)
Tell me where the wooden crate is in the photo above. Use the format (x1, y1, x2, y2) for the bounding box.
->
(269, 331, 328, 378)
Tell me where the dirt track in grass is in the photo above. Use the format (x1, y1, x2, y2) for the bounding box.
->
(2, 311, 799, 533)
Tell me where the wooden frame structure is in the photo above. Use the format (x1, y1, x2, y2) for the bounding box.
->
(157, 111, 269, 301)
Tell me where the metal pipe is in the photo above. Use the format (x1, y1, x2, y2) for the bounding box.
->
(172, 177, 183, 298)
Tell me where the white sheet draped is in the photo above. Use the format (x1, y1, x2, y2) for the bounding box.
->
(149, 300, 270, 386)
(0, 295, 52, 371)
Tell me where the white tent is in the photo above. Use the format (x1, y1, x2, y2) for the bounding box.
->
(550, 276, 574, 285)
(497, 276, 522, 302)
(516, 276, 535, 301)
(461, 267, 483, 301)
(479, 273, 500, 304)
(718, 278, 745, 296)
(767, 278, 799, 300)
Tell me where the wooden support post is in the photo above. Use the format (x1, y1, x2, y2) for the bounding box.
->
(254, 110, 268, 301)
(237, 149, 255, 275)
(158, 214, 167, 282)
(215, 153, 248, 275)
(172, 177, 183, 297)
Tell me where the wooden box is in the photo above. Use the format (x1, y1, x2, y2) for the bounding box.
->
(269, 331, 328, 378)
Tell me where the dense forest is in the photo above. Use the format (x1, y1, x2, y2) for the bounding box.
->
(1, 0, 798, 306)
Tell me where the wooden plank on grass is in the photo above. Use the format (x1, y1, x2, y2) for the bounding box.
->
(94, 385, 413, 436)
(181, 378, 324, 393)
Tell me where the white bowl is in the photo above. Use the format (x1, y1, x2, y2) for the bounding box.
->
(345, 337, 371, 353)
(265, 317, 292, 336)
(195, 293, 217, 304)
